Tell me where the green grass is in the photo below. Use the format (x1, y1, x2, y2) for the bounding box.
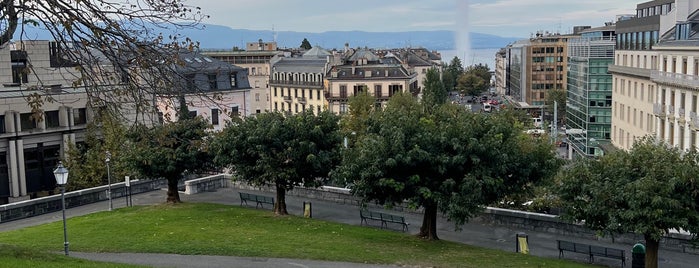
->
(0, 203, 600, 268)
(0, 244, 145, 268)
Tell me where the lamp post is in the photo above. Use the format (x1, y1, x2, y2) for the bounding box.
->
(53, 161, 69, 256)
(106, 150, 112, 211)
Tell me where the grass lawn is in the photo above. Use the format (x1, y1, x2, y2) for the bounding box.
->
(0, 244, 146, 268)
(0, 203, 600, 268)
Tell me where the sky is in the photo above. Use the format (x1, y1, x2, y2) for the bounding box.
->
(187, 0, 641, 38)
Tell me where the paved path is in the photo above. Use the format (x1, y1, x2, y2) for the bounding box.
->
(2, 187, 699, 267)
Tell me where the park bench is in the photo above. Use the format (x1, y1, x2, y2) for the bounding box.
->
(360, 209, 409, 232)
(239, 192, 274, 209)
(557, 240, 626, 267)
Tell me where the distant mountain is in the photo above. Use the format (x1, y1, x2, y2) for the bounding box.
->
(184, 24, 518, 50)
(12, 23, 519, 51)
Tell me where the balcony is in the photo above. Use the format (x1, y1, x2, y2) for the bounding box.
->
(667, 105, 675, 118)
(679, 108, 686, 124)
(297, 97, 307, 104)
(607, 64, 651, 79)
(269, 79, 323, 89)
(653, 103, 666, 117)
(691, 112, 699, 129)
(282, 96, 292, 102)
(650, 71, 699, 90)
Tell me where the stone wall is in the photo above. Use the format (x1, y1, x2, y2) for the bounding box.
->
(184, 174, 231, 195)
(0, 179, 165, 223)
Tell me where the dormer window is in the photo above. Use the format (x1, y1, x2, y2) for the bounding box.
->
(230, 72, 237, 87)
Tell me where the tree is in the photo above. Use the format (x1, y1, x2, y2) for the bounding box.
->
(64, 112, 127, 191)
(544, 88, 566, 125)
(465, 64, 492, 85)
(213, 111, 342, 215)
(556, 136, 699, 268)
(300, 38, 312, 50)
(1, 1, 207, 120)
(442, 56, 464, 92)
(333, 93, 560, 240)
(123, 116, 213, 203)
(456, 73, 487, 97)
(421, 68, 447, 111)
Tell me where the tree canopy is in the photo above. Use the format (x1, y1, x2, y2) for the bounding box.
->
(333, 93, 560, 239)
(556, 136, 699, 268)
(123, 115, 213, 203)
(442, 56, 464, 92)
(421, 68, 448, 111)
(212, 111, 342, 215)
(457, 64, 491, 97)
(300, 38, 312, 49)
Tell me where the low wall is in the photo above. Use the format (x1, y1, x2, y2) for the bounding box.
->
(0, 179, 166, 223)
(184, 174, 231, 195)
(229, 181, 695, 253)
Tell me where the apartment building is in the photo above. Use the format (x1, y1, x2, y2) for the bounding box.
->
(0, 41, 92, 204)
(269, 47, 330, 115)
(494, 48, 507, 96)
(651, 0, 699, 150)
(609, 0, 674, 150)
(566, 24, 616, 158)
(325, 49, 418, 114)
(202, 40, 281, 115)
(156, 50, 251, 132)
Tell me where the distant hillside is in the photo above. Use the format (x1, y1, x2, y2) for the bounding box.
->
(185, 24, 518, 50)
(11, 23, 519, 51)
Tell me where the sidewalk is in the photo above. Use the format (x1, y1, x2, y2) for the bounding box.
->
(2, 186, 698, 268)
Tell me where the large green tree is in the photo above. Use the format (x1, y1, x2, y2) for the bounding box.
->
(457, 64, 492, 97)
(123, 114, 213, 203)
(544, 88, 566, 125)
(213, 111, 342, 215)
(334, 93, 560, 239)
(556, 137, 699, 268)
(421, 67, 447, 111)
(442, 56, 464, 92)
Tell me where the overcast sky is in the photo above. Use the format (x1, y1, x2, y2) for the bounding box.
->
(187, 0, 640, 38)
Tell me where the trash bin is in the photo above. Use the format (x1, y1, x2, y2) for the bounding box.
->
(516, 232, 529, 254)
(303, 201, 312, 218)
(632, 243, 645, 268)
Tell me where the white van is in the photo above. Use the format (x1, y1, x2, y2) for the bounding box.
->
(483, 103, 492, 112)
(532, 117, 542, 128)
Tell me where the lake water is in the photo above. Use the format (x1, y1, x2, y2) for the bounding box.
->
(439, 48, 500, 70)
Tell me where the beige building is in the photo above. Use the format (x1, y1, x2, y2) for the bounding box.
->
(494, 48, 507, 95)
(609, 0, 684, 150)
(270, 47, 330, 115)
(650, 0, 699, 150)
(325, 49, 418, 114)
(526, 33, 572, 106)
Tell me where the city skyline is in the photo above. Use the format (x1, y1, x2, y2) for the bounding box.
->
(189, 0, 640, 38)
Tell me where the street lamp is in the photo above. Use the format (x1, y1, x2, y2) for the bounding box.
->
(53, 161, 69, 256)
(106, 150, 112, 211)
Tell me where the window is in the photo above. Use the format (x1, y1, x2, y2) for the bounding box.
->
(0, 115, 4, 133)
(255, 93, 260, 101)
(374, 85, 382, 97)
(274, 88, 278, 97)
(340, 85, 348, 98)
(44, 111, 60, 128)
(339, 103, 347, 114)
(211, 108, 219, 125)
(11, 50, 28, 84)
(20, 113, 37, 130)
(188, 111, 197, 118)
(230, 106, 239, 117)
(73, 108, 87, 125)
(208, 74, 218, 90)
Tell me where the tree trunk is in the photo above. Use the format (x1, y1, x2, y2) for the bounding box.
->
(274, 184, 288, 215)
(166, 178, 181, 203)
(645, 234, 659, 268)
(418, 203, 439, 240)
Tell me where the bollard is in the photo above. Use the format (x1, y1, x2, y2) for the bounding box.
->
(516, 232, 529, 254)
(303, 201, 312, 218)
(632, 243, 645, 268)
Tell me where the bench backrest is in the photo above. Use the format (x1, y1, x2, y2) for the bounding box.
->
(382, 213, 404, 222)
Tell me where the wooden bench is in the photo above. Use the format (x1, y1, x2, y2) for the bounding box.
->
(557, 240, 625, 267)
(360, 209, 409, 232)
(239, 192, 274, 209)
